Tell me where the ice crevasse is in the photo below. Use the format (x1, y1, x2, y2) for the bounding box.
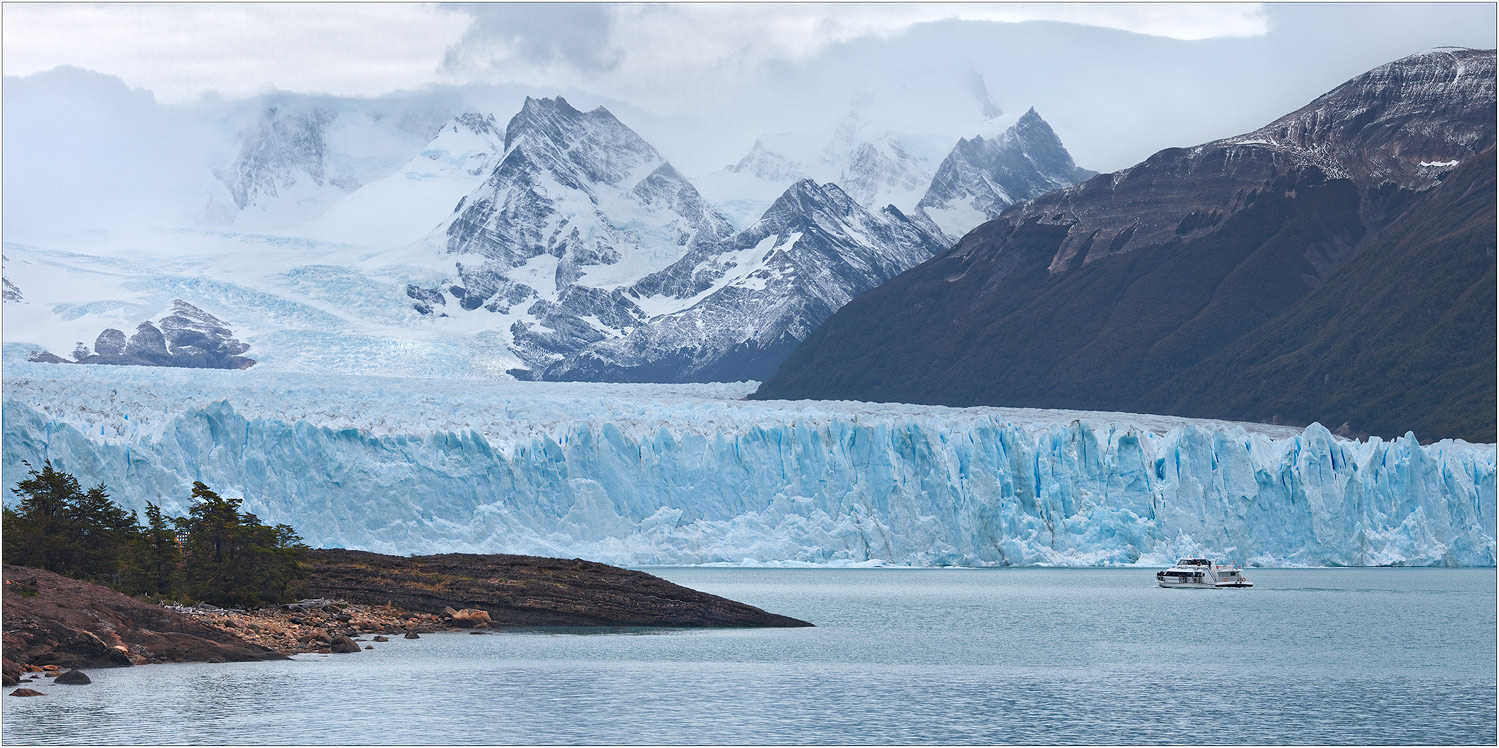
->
(1, 362, 1493, 567)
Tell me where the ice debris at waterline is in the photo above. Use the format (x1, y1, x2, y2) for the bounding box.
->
(2, 362, 1494, 567)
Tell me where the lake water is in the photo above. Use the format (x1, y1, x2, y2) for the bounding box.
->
(2, 568, 1494, 745)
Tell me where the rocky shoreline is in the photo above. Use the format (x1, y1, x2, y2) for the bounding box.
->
(163, 599, 447, 655)
(4, 551, 811, 694)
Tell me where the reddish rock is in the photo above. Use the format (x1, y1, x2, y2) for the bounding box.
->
(2, 565, 285, 669)
(9, 688, 44, 697)
(451, 608, 491, 627)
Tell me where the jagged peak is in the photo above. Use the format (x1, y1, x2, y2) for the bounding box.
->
(519, 95, 580, 115)
(753, 179, 861, 230)
(451, 112, 500, 135)
(785, 178, 854, 204)
(1013, 108, 1058, 135)
(505, 96, 585, 150)
(501, 96, 657, 178)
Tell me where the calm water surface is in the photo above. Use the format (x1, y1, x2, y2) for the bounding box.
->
(2, 568, 1494, 744)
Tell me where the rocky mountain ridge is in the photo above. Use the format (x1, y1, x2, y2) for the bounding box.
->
(546, 179, 945, 381)
(913, 108, 1097, 241)
(754, 47, 1497, 443)
(952, 47, 1496, 274)
(401, 97, 947, 382)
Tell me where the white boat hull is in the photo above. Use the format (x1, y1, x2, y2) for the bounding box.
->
(1156, 558, 1253, 588)
(1158, 580, 1254, 589)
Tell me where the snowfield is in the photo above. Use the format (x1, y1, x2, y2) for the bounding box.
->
(3, 361, 1492, 567)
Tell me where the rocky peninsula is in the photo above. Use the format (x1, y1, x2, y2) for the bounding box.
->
(3, 551, 810, 691)
(303, 549, 810, 627)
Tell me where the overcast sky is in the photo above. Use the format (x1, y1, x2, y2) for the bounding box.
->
(4, 3, 1496, 173)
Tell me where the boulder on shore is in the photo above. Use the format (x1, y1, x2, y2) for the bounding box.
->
(451, 608, 491, 627)
(328, 636, 360, 654)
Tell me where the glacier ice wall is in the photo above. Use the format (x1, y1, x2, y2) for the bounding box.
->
(2, 362, 1494, 566)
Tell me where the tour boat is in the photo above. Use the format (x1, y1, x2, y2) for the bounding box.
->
(1156, 557, 1253, 588)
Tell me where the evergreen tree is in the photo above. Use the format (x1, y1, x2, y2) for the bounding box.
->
(5, 461, 132, 577)
(128, 502, 182, 596)
(175, 482, 306, 607)
(65, 483, 136, 582)
(6, 466, 306, 606)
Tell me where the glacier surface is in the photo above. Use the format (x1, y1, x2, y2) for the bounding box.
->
(2, 361, 1493, 567)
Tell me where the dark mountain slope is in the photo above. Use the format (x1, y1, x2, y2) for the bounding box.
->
(755, 167, 1378, 409)
(1151, 150, 1496, 441)
(754, 49, 1496, 443)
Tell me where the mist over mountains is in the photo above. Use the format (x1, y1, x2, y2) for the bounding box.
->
(2, 63, 1091, 383)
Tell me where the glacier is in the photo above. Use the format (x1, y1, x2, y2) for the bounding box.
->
(2, 361, 1493, 567)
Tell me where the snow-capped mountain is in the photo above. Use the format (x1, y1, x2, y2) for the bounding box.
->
(1223, 46, 1496, 190)
(399, 97, 943, 382)
(696, 97, 1094, 242)
(547, 179, 945, 381)
(913, 108, 1097, 241)
(695, 95, 954, 229)
(294, 113, 507, 248)
(2, 91, 941, 382)
(400, 96, 736, 374)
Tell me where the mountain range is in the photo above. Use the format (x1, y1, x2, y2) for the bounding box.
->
(6, 82, 1092, 383)
(754, 48, 1497, 443)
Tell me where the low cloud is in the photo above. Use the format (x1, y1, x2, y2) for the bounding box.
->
(1, 3, 473, 103)
(438, 3, 1271, 105)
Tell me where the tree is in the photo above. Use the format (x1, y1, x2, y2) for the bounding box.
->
(175, 482, 306, 607)
(65, 483, 136, 582)
(126, 502, 181, 596)
(5, 466, 307, 607)
(5, 461, 132, 578)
